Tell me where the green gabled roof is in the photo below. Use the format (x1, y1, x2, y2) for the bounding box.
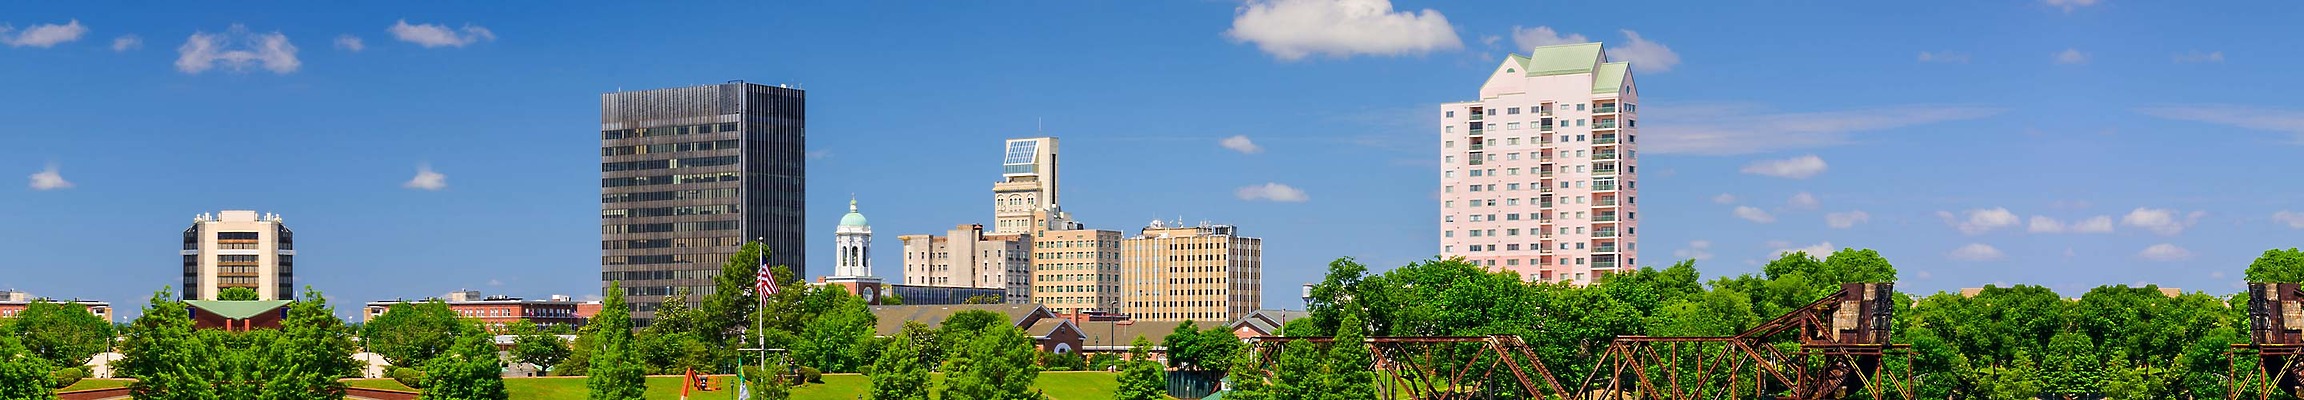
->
(1522, 42, 1605, 76)
(185, 300, 292, 319)
(1593, 62, 1630, 94)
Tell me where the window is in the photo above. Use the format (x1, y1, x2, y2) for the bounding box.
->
(1508, 107, 1521, 115)
(1578, 119, 1586, 127)
(1446, 111, 1455, 118)
(1444, 171, 1454, 178)
(1507, 153, 1520, 161)
(1507, 122, 1521, 130)
(1507, 183, 1520, 190)
(1446, 155, 1456, 164)
(1469, 169, 1483, 177)
(1444, 186, 1453, 193)
(1506, 214, 1521, 221)
(1469, 230, 1482, 237)
(1444, 231, 1454, 238)
(1577, 104, 1586, 111)
(1445, 141, 1455, 148)
(1507, 168, 1520, 176)
(1507, 138, 1520, 145)
(1577, 134, 1585, 141)
(1507, 229, 1520, 236)
(1506, 199, 1519, 206)
(1577, 243, 1586, 250)
(1468, 185, 1481, 192)
(1446, 126, 1455, 133)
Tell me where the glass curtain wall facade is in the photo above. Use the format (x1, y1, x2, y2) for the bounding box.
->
(601, 81, 805, 324)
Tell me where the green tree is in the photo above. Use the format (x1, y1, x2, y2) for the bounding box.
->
(868, 333, 930, 400)
(511, 321, 571, 375)
(587, 281, 646, 400)
(0, 335, 55, 400)
(794, 289, 876, 373)
(218, 287, 261, 301)
(940, 324, 1043, 400)
(1223, 344, 1277, 400)
(1322, 312, 1376, 400)
(936, 310, 1004, 368)
(363, 301, 465, 368)
(119, 288, 220, 400)
(1303, 257, 1370, 336)
(1112, 336, 1165, 400)
(2246, 248, 2304, 282)
(699, 243, 772, 346)
(420, 323, 509, 400)
(1161, 320, 1206, 370)
(8, 300, 115, 370)
(2038, 331, 2101, 399)
(258, 287, 362, 400)
(896, 322, 944, 371)
(1271, 339, 1322, 400)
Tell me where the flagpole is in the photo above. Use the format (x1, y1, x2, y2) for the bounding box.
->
(755, 237, 767, 372)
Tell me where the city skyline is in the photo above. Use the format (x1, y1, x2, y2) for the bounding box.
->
(8, 1, 2304, 320)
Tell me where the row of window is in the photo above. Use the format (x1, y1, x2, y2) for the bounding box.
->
(601, 204, 740, 219)
(218, 255, 260, 263)
(600, 220, 740, 234)
(601, 155, 742, 172)
(1447, 226, 1638, 241)
(604, 254, 702, 265)
(217, 232, 260, 240)
(216, 243, 260, 250)
(601, 123, 742, 140)
(602, 270, 717, 282)
(602, 139, 742, 157)
(602, 237, 744, 250)
(601, 172, 742, 188)
(602, 188, 740, 204)
(1449, 209, 1628, 222)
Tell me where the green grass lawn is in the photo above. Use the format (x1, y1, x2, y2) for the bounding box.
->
(57, 378, 132, 392)
(343, 371, 1125, 400)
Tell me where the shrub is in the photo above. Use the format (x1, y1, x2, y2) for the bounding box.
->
(797, 366, 823, 384)
(49, 366, 85, 389)
(390, 366, 427, 389)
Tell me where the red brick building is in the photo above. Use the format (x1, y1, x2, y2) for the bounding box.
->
(365, 292, 584, 332)
(870, 304, 1086, 354)
(186, 300, 291, 331)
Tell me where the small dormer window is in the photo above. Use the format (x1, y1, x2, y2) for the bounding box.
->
(1507, 68, 1516, 73)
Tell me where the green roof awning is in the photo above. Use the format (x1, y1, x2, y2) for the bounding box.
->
(1593, 62, 1630, 94)
(185, 300, 292, 319)
(1522, 42, 1604, 76)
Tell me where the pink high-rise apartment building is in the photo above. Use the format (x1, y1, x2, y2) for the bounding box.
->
(1438, 42, 1640, 285)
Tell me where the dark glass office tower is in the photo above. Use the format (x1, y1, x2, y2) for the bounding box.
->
(600, 82, 804, 324)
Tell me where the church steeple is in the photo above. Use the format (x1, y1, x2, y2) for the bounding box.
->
(834, 198, 872, 278)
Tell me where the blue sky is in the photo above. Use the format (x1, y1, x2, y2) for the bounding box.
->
(6, 1, 2303, 319)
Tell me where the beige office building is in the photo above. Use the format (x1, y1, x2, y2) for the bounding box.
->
(899, 224, 1033, 304)
(1120, 220, 1261, 322)
(180, 210, 295, 301)
(1031, 228, 1121, 314)
(993, 137, 1059, 235)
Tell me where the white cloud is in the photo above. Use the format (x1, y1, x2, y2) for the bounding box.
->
(335, 35, 365, 52)
(1711, 193, 1737, 204)
(1948, 243, 2005, 261)
(1509, 25, 1587, 50)
(1219, 135, 1264, 154)
(2275, 211, 2304, 229)
(2136, 105, 2304, 143)
(2138, 243, 2193, 261)
(1733, 206, 1775, 223)
(1914, 270, 1934, 280)
(0, 19, 88, 48)
(1236, 182, 1309, 202)
(2070, 216, 2115, 233)
(2173, 50, 2224, 63)
(110, 35, 140, 52)
(2054, 48, 2089, 65)
(1825, 211, 1871, 229)
(486, 279, 504, 287)
(388, 19, 496, 48)
(402, 164, 446, 191)
(1788, 192, 1820, 209)
(807, 149, 834, 160)
(2044, 0, 2099, 12)
(1775, 242, 1835, 258)
(28, 164, 72, 190)
(1938, 208, 2020, 235)
(1641, 104, 2003, 155)
(2028, 216, 2064, 233)
(1672, 240, 1713, 261)
(1739, 155, 1828, 179)
(1607, 30, 1680, 73)
(1223, 0, 1462, 61)
(2121, 208, 2203, 236)
(1917, 51, 1970, 64)
(176, 25, 300, 74)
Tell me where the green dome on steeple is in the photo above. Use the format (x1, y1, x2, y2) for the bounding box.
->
(838, 198, 869, 228)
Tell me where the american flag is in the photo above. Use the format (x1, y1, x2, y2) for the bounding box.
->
(755, 252, 778, 297)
